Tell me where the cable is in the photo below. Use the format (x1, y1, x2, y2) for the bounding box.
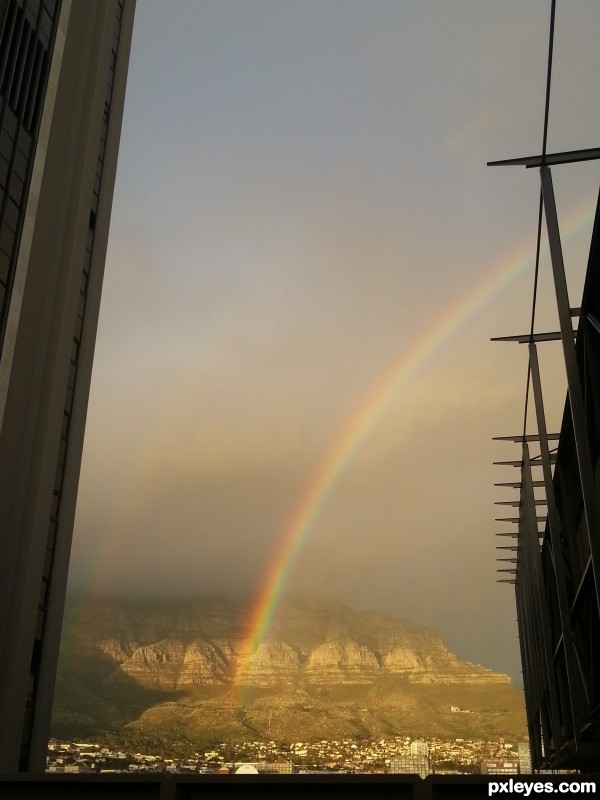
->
(521, 0, 556, 442)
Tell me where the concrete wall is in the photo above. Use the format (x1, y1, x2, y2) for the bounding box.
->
(0, 0, 136, 772)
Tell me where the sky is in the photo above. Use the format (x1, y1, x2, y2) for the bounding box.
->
(67, 0, 600, 684)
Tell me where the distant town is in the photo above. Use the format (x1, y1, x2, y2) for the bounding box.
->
(47, 736, 533, 776)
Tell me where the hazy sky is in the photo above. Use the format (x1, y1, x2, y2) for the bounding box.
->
(68, 1, 600, 683)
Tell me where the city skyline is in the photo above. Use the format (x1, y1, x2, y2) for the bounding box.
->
(67, 1, 600, 684)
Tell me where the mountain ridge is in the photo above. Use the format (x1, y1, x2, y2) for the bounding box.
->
(52, 595, 525, 745)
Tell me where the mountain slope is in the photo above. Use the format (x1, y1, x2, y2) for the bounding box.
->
(51, 595, 526, 745)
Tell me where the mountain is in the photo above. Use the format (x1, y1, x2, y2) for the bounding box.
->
(51, 595, 526, 748)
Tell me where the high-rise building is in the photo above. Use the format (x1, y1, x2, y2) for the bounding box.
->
(480, 760, 519, 776)
(0, 0, 135, 772)
(409, 740, 429, 758)
(517, 741, 532, 775)
(389, 753, 431, 779)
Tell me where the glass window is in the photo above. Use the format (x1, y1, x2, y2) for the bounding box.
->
(8, 171, 23, 203)
(0, 247, 10, 283)
(16, 126, 31, 156)
(0, 222, 14, 255)
(2, 108, 17, 140)
(3, 197, 19, 230)
(0, 130, 13, 162)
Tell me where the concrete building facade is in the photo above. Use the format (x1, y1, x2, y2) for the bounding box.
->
(0, 0, 135, 772)
(389, 754, 431, 779)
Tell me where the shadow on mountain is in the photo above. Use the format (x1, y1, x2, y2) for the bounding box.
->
(51, 645, 187, 740)
(51, 594, 526, 747)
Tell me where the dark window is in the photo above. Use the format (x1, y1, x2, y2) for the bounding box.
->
(23, 43, 44, 130)
(0, 0, 12, 30)
(2, 107, 17, 139)
(0, 0, 55, 133)
(13, 27, 36, 117)
(39, 7, 52, 37)
(8, 170, 22, 203)
(0, 247, 10, 282)
(0, 155, 8, 187)
(16, 126, 31, 157)
(12, 148, 26, 179)
(24, 1, 40, 24)
(0, 222, 15, 254)
(45, 0, 58, 18)
(3, 197, 18, 230)
(0, 2, 22, 98)
(0, 130, 12, 161)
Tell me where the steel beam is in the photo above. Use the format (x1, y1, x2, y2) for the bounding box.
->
(488, 147, 600, 168)
(492, 332, 571, 343)
(494, 434, 560, 442)
(520, 442, 562, 753)
(496, 500, 546, 507)
(495, 481, 545, 488)
(529, 340, 584, 741)
(540, 165, 600, 611)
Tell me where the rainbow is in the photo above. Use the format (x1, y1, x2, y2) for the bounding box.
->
(234, 196, 596, 691)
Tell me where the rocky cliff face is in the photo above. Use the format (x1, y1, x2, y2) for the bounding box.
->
(58, 595, 511, 691)
(53, 595, 525, 745)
